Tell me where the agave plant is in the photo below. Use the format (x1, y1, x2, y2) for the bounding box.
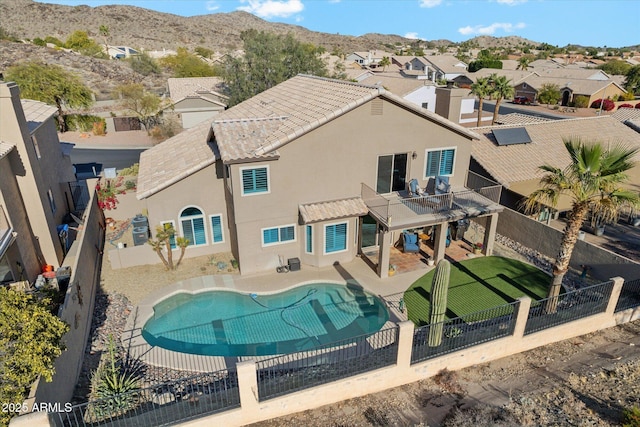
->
(88, 335, 143, 421)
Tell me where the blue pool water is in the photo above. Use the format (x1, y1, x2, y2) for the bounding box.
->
(142, 283, 389, 357)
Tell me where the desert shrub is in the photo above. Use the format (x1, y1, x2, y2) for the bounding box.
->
(622, 406, 640, 427)
(43, 35, 64, 47)
(65, 114, 106, 132)
(636, 102, 640, 108)
(573, 95, 589, 108)
(618, 103, 634, 109)
(620, 91, 635, 101)
(32, 37, 46, 46)
(128, 52, 160, 76)
(590, 98, 615, 111)
(89, 335, 143, 422)
(92, 120, 106, 135)
(118, 163, 139, 177)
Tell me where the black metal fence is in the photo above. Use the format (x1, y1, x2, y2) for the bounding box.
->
(256, 326, 399, 401)
(54, 369, 239, 427)
(411, 301, 519, 364)
(524, 281, 614, 335)
(615, 278, 640, 312)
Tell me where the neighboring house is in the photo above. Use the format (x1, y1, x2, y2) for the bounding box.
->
(0, 82, 80, 284)
(358, 73, 437, 112)
(106, 45, 139, 59)
(470, 116, 640, 215)
(346, 50, 394, 67)
(422, 55, 468, 82)
(612, 107, 640, 133)
(166, 77, 229, 129)
(468, 69, 537, 86)
(533, 68, 611, 81)
(136, 75, 502, 278)
(513, 77, 626, 106)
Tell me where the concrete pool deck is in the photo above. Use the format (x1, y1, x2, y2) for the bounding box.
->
(122, 258, 423, 374)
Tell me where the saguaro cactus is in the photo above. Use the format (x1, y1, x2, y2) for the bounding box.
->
(428, 259, 451, 347)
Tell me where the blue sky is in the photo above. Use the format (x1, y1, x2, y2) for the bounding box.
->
(36, 0, 639, 47)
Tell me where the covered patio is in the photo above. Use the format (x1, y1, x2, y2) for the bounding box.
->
(360, 173, 504, 278)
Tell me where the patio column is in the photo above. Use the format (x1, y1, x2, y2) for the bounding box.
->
(482, 213, 498, 256)
(433, 222, 448, 262)
(377, 229, 392, 278)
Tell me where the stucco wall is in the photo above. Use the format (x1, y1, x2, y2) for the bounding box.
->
(0, 154, 43, 282)
(28, 183, 105, 406)
(228, 98, 474, 275)
(496, 207, 640, 281)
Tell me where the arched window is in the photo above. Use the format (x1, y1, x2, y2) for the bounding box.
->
(180, 206, 206, 246)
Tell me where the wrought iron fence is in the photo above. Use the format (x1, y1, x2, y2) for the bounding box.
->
(411, 301, 519, 364)
(615, 278, 640, 312)
(69, 181, 90, 212)
(256, 326, 399, 401)
(524, 281, 614, 335)
(54, 369, 239, 427)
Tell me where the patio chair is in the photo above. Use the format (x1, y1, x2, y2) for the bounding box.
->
(402, 231, 420, 253)
(408, 178, 425, 197)
(434, 176, 451, 195)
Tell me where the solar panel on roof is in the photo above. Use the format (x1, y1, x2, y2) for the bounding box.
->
(492, 127, 532, 146)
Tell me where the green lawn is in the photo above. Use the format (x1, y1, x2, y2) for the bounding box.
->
(404, 256, 552, 325)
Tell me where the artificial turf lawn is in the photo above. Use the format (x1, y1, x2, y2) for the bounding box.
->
(404, 256, 551, 325)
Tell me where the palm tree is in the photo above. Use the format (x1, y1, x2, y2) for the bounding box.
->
(489, 74, 514, 125)
(379, 56, 391, 72)
(517, 55, 531, 70)
(523, 138, 639, 312)
(469, 77, 491, 127)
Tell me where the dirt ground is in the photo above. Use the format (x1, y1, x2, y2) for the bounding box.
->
(249, 320, 640, 427)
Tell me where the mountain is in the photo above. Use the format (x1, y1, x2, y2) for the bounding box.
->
(0, 0, 415, 53)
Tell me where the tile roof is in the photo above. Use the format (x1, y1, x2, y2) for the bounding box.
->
(612, 107, 640, 123)
(212, 75, 384, 162)
(359, 73, 431, 97)
(299, 197, 369, 224)
(469, 69, 537, 84)
(471, 116, 640, 188)
(0, 141, 15, 160)
(495, 113, 552, 125)
(137, 74, 480, 198)
(167, 77, 226, 102)
(136, 119, 216, 199)
(21, 100, 57, 131)
(518, 76, 622, 95)
(423, 55, 468, 73)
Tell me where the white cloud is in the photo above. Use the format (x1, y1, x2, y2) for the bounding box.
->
(419, 0, 442, 8)
(458, 22, 526, 36)
(495, 0, 527, 5)
(237, 0, 304, 18)
(405, 32, 424, 40)
(206, 1, 220, 11)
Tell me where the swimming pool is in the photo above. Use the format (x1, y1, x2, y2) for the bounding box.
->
(142, 283, 389, 357)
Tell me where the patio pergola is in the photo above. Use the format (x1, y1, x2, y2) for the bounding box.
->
(361, 178, 504, 278)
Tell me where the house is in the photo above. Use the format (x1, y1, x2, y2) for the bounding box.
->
(106, 45, 140, 59)
(513, 76, 626, 106)
(470, 116, 640, 216)
(0, 82, 80, 284)
(166, 77, 228, 129)
(422, 55, 468, 82)
(136, 75, 502, 278)
(346, 50, 394, 67)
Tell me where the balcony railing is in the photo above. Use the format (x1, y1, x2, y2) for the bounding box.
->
(361, 174, 503, 230)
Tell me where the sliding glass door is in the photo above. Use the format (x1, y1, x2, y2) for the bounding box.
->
(376, 153, 407, 194)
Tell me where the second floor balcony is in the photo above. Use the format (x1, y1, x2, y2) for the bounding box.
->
(361, 171, 504, 231)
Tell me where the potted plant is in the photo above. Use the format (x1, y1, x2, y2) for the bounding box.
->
(472, 242, 483, 254)
(388, 264, 397, 276)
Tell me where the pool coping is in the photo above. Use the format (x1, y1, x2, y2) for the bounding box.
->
(122, 275, 400, 375)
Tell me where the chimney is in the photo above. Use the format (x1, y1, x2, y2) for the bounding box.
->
(435, 83, 467, 123)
